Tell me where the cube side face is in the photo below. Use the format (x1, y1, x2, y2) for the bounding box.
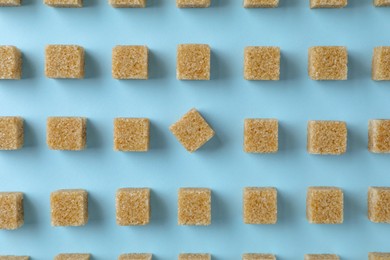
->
(307, 121, 347, 155)
(112, 46, 148, 79)
(50, 190, 88, 226)
(178, 188, 211, 225)
(368, 187, 390, 223)
(369, 120, 390, 153)
(114, 118, 150, 152)
(243, 0, 279, 8)
(369, 253, 390, 260)
(244, 119, 278, 153)
(47, 117, 87, 151)
(179, 254, 211, 260)
(0, 192, 24, 230)
(304, 254, 340, 260)
(45, 45, 85, 78)
(310, 0, 347, 8)
(0, 46, 22, 79)
(306, 187, 343, 224)
(0, 117, 24, 150)
(242, 254, 276, 260)
(109, 0, 146, 7)
(44, 0, 82, 7)
(372, 47, 390, 80)
(374, 0, 390, 6)
(244, 47, 280, 80)
(118, 254, 152, 260)
(55, 254, 90, 260)
(243, 187, 277, 224)
(116, 188, 150, 226)
(308, 47, 348, 80)
(176, 0, 210, 8)
(177, 44, 210, 80)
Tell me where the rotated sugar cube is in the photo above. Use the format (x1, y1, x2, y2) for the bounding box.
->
(178, 188, 211, 226)
(112, 46, 148, 79)
(304, 255, 339, 260)
(0, 46, 22, 79)
(109, 0, 146, 7)
(243, 0, 278, 7)
(369, 253, 390, 260)
(243, 187, 277, 224)
(0, 117, 24, 150)
(177, 44, 210, 80)
(116, 188, 150, 226)
(244, 47, 280, 80)
(369, 120, 390, 153)
(45, 45, 84, 78)
(0, 257, 29, 260)
(51, 189, 88, 227)
(374, 0, 390, 6)
(368, 187, 390, 223)
(310, 0, 347, 8)
(118, 254, 152, 260)
(179, 254, 210, 260)
(244, 119, 278, 153)
(44, 0, 82, 7)
(372, 47, 390, 80)
(242, 254, 276, 260)
(55, 254, 90, 260)
(308, 46, 348, 80)
(114, 118, 150, 152)
(176, 0, 210, 8)
(307, 120, 347, 155)
(170, 108, 215, 153)
(0, 192, 24, 230)
(47, 117, 87, 151)
(306, 187, 343, 224)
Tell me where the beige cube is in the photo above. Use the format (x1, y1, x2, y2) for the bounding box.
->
(178, 188, 211, 226)
(0, 257, 29, 260)
(0, 117, 24, 150)
(112, 46, 148, 79)
(176, 0, 210, 7)
(307, 120, 347, 155)
(116, 188, 150, 226)
(0, 192, 24, 230)
(368, 187, 390, 223)
(179, 254, 210, 260)
(306, 187, 343, 224)
(45, 45, 84, 78)
(244, 47, 280, 80)
(44, 0, 82, 7)
(243, 187, 277, 224)
(114, 118, 150, 152)
(109, 0, 146, 7)
(244, 119, 278, 153)
(0, 46, 22, 79)
(374, 0, 390, 6)
(177, 44, 210, 80)
(0, 0, 21, 6)
(369, 120, 390, 153)
(54, 254, 90, 260)
(50, 189, 88, 227)
(308, 46, 348, 80)
(372, 47, 390, 80)
(242, 254, 276, 260)
(369, 253, 390, 260)
(47, 117, 86, 151)
(118, 254, 152, 260)
(243, 0, 278, 7)
(304, 255, 339, 260)
(310, 0, 347, 8)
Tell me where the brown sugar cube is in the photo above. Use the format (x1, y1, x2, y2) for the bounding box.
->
(310, 0, 347, 8)
(243, 187, 277, 224)
(307, 120, 347, 155)
(308, 46, 348, 80)
(374, 0, 390, 6)
(116, 188, 150, 226)
(0, 192, 24, 230)
(179, 254, 210, 260)
(369, 120, 390, 153)
(50, 189, 88, 227)
(45, 45, 84, 78)
(0, 0, 21, 6)
(372, 47, 390, 80)
(177, 44, 210, 80)
(118, 254, 152, 260)
(170, 108, 215, 153)
(368, 187, 390, 223)
(112, 46, 148, 79)
(47, 117, 86, 151)
(176, 0, 210, 7)
(178, 188, 211, 226)
(369, 253, 390, 260)
(44, 0, 82, 7)
(244, 47, 280, 80)
(0, 117, 24, 150)
(114, 118, 149, 152)
(244, 119, 278, 153)
(0, 257, 29, 260)
(242, 254, 276, 260)
(0, 46, 22, 79)
(243, 0, 278, 7)
(109, 0, 146, 7)
(304, 255, 339, 260)
(55, 254, 90, 260)
(306, 187, 343, 224)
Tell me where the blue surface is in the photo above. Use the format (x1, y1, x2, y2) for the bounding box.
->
(0, 0, 390, 259)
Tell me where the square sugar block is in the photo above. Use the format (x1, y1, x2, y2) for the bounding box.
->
(0, 0, 21, 5)
(47, 117, 87, 151)
(55, 254, 90, 260)
(244, 47, 280, 80)
(243, 0, 278, 7)
(119, 254, 152, 260)
(243, 187, 277, 224)
(369, 253, 390, 260)
(45, 45, 84, 78)
(44, 0, 82, 7)
(177, 44, 210, 80)
(308, 46, 348, 80)
(310, 0, 347, 8)
(368, 187, 390, 223)
(304, 255, 339, 260)
(242, 254, 276, 260)
(179, 254, 211, 260)
(369, 120, 390, 153)
(50, 189, 88, 227)
(307, 120, 347, 155)
(244, 119, 278, 153)
(109, 0, 146, 7)
(114, 118, 150, 152)
(176, 0, 210, 7)
(0, 117, 24, 150)
(178, 188, 211, 226)
(0, 192, 24, 230)
(306, 187, 343, 224)
(0, 46, 22, 79)
(0, 257, 29, 260)
(112, 46, 148, 79)
(116, 188, 150, 226)
(372, 47, 390, 80)
(374, 0, 390, 6)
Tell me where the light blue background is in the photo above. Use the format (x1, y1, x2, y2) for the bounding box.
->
(0, 0, 390, 259)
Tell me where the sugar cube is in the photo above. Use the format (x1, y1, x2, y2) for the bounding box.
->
(306, 187, 343, 224)
(307, 120, 347, 155)
(372, 47, 390, 80)
(0, 46, 22, 79)
(179, 254, 210, 260)
(242, 254, 276, 260)
(116, 188, 150, 226)
(45, 45, 84, 78)
(369, 120, 390, 153)
(177, 44, 210, 80)
(308, 46, 348, 80)
(109, 0, 146, 7)
(47, 117, 86, 151)
(0, 257, 29, 260)
(244, 47, 280, 80)
(0, 117, 24, 150)
(118, 254, 152, 260)
(176, 0, 210, 8)
(374, 0, 390, 6)
(44, 0, 82, 7)
(304, 255, 339, 260)
(55, 254, 90, 260)
(369, 253, 390, 260)
(243, 187, 277, 224)
(243, 0, 278, 7)
(310, 0, 347, 8)
(112, 46, 148, 79)
(368, 187, 390, 223)
(113, 118, 149, 152)
(178, 188, 211, 226)
(243, 119, 278, 153)
(0, 192, 24, 230)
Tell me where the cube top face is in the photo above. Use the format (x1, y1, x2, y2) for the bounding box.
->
(310, 0, 347, 8)
(369, 120, 390, 153)
(55, 254, 90, 260)
(47, 117, 87, 151)
(368, 187, 390, 223)
(45, 45, 84, 78)
(306, 187, 343, 224)
(50, 189, 88, 227)
(369, 252, 390, 260)
(304, 254, 340, 260)
(307, 120, 347, 155)
(179, 254, 211, 260)
(170, 108, 215, 153)
(112, 46, 148, 79)
(114, 118, 150, 152)
(372, 47, 390, 80)
(243, 0, 279, 8)
(176, 0, 210, 8)
(177, 44, 210, 80)
(0, 0, 21, 6)
(0, 46, 22, 79)
(242, 254, 276, 260)
(374, 0, 390, 6)
(118, 254, 152, 260)
(178, 188, 211, 226)
(244, 47, 280, 80)
(244, 119, 278, 153)
(116, 188, 150, 226)
(243, 187, 277, 224)
(308, 46, 348, 80)
(109, 0, 146, 7)
(0, 257, 29, 260)
(0, 117, 24, 150)
(44, 0, 82, 7)
(0, 192, 24, 230)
